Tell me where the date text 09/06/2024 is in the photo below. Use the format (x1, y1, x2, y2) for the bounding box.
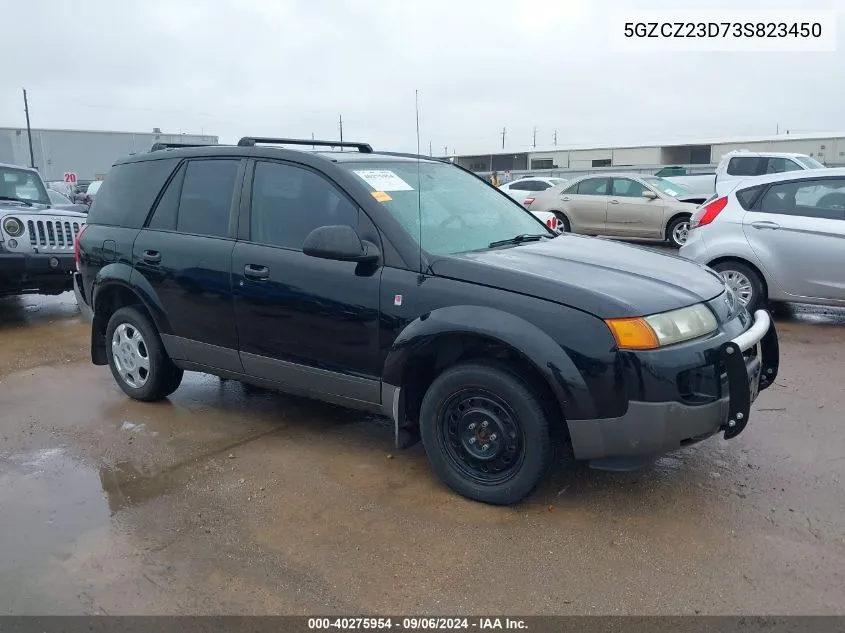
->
(307, 618, 528, 630)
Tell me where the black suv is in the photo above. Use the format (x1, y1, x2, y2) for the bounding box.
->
(74, 137, 780, 505)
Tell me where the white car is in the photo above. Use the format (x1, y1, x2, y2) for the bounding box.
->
(715, 150, 825, 195)
(679, 167, 845, 312)
(499, 177, 566, 205)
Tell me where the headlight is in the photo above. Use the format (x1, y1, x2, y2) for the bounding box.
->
(605, 303, 718, 350)
(3, 217, 24, 237)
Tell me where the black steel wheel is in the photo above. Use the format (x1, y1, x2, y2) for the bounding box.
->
(420, 362, 553, 505)
(440, 390, 526, 485)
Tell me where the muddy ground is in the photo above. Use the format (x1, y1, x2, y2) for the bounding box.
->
(1, 288, 843, 616)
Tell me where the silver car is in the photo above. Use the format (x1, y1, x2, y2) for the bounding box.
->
(525, 173, 700, 247)
(679, 168, 845, 312)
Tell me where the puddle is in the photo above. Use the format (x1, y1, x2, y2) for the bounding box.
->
(0, 448, 110, 612)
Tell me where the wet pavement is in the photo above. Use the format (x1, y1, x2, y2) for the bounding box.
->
(1, 291, 844, 615)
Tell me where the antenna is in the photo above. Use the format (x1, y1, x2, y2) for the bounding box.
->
(415, 89, 423, 275)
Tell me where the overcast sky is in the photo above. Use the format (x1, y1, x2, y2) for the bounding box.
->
(3, 0, 843, 154)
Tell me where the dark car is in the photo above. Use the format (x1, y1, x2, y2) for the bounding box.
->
(1, 162, 87, 296)
(73, 137, 779, 505)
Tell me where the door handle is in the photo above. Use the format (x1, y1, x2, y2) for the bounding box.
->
(243, 264, 270, 280)
(561, 196, 571, 201)
(142, 250, 161, 264)
(750, 221, 781, 230)
(609, 199, 620, 204)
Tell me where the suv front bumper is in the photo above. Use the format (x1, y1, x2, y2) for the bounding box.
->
(567, 309, 779, 462)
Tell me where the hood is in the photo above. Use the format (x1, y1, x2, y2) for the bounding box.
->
(0, 200, 87, 219)
(429, 234, 726, 319)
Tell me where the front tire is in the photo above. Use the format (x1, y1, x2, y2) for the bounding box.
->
(553, 212, 571, 233)
(105, 306, 183, 401)
(711, 260, 766, 313)
(666, 215, 691, 247)
(419, 362, 553, 505)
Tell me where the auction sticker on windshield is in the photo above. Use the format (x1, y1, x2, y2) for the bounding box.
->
(353, 170, 414, 191)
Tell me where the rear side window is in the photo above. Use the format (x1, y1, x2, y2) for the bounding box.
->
(576, 178, 609, 195)
(727, 157, 765, 177)
(508, 181, 533, 191)
(735, 184, 766, 210)
(176, 160, 240, 238)
(86, 158, 179, 228)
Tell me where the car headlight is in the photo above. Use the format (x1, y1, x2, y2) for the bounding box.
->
(605, 303, 718, 350)
(3, 217, 24, 237)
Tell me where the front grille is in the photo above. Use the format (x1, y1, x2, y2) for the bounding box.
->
(26, 219, 82, 251)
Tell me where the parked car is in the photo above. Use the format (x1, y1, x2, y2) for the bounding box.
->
(657, 151, 827, 199)
(525, 173, 700, 247)
(74, 137, 778, 506)
(0, 163, 86, 296)
(498, 177, 566, 205)
(679, 168, 845, 313)
(47, 189, 90, 213)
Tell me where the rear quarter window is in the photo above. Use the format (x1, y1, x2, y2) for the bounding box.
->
(727, 157, 765, 177)
(735, 184, 766, 210)
(86, 158, 179, 228)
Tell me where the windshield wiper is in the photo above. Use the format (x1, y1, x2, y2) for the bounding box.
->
(488, 233, 549, 248)
(0, 196, 34, 206)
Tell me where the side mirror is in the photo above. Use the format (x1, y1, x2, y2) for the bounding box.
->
(302, 225, 380, 264)
(642, 190, 659, 200)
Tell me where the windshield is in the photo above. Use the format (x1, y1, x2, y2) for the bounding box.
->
(0, 165, 50, 204)
(642, 176, 692, 197)
(795, 155, 825, 169)
(86, 181, 103, 194)
(342, 160, 552, 255)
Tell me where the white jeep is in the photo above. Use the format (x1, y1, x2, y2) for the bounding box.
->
(0, 163, 86, 297)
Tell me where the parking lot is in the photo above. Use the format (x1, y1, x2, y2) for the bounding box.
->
(1, 269, 844, 616)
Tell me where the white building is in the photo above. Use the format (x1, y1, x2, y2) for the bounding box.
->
(451, 132, 845, 174)
(0, 127, 218, 182)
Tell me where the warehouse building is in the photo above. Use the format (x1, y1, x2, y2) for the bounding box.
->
(451, 132, 845, 174)
(0, 127, 218, 182)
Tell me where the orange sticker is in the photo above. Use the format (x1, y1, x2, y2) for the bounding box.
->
(371, 191, 392, 202)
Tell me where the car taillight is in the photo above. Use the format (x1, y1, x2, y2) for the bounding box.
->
(546, 217, 558, 230)
(690, 196, 728, 229)
(74, 224, 88, 271)
(523, 197, 535, 207)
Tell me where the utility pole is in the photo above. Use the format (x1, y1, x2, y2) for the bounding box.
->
(554, 129, 558, 146)
(429, 141, 433, 156)
(776, 123, 779, 135)
(311, 132, 315, 149)
(501, 127, 506, 149)
(338, 114, 343, 151)
(533, 126, 537, 148)
(22, 88, 35, 169)
(444, 145, 448, 155)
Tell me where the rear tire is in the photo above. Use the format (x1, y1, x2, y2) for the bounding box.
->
(419, 362, 553, 505)
(105, 306, 183, 401)
(711, 261, 766, 314)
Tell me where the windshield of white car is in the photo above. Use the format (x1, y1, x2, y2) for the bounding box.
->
(0, 166, 50, 205)
(795, 156, 825, 169)
(642, 177, 692, 197)
(342, 160, 553, 255)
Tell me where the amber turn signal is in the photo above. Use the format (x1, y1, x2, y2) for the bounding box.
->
(605, 317, 660, 350)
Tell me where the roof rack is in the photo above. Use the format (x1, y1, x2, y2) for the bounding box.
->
(237, 137, 373, 153)
(150, 142, 216, 152)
